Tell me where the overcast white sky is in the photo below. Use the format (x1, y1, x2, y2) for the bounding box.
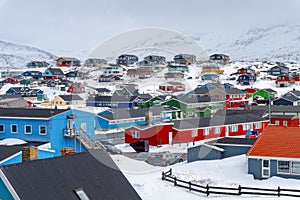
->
(0, 0, 299, 56)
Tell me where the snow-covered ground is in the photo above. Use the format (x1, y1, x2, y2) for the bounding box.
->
(111, 154, 299, 199)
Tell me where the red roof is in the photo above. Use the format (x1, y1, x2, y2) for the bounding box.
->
(247, 125, 300, 158)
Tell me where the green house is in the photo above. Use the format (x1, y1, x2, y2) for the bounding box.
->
(161, 96, 223, 118)
(249, 89, 277, 99)
(136, 96, 164, 108)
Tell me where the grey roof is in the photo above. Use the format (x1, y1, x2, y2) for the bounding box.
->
(138, 94, 153, 101)
(87, 95, 138, 103)
(174, 96, 223, 104)
(225, 87, 246, 94)
(0, 94, 23, 99)
(0, 108, 67, 118)
(47, 68, 64, 75)
(209, 137, 257, 146)
(263, 88, 276, 93)
(289, 90, 300, 97)
(268, 114, 297, 119)
(59, 94, 83, 101)
(96, 88, 111, 93)
(0, 142, 45, 162)
(279, 94, 300, 102)
(215, 107, 268, 118)
(270, 105, 300, 112)
(173, 113, 266, 130)
(98, 106, 173, 120)
(1, 150, 141, 200)
(8, 87, 31, 93)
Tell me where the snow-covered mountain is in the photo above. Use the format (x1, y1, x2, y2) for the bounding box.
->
(0, 40, 57, 69)
(192, 24, 300, 62)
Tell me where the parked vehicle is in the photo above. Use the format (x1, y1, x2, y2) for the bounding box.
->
(134, 152, 153, 161)
(145, 151, 183, 166)
(104, 144, 122, 155)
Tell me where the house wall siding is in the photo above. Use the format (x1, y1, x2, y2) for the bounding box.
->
(0, 179, 14, 200)
(248, 158, 262, 179)
(188, 145, 222, 162)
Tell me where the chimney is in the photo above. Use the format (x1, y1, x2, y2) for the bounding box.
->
(22, 146, 38, 162)
(145, 110, 153, 124)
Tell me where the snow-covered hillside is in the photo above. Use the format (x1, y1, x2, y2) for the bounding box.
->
(192, 24, 300, 62)
(0, 40, 57, 69)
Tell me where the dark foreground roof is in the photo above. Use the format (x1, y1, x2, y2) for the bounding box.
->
(0, 108, 67, 118)
(0, 142, 45, 161)
(1, 150, 141, 200)
(210, 137, 257, 146)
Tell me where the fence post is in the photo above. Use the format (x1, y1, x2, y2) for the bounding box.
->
(277, 186, 280, 197)
(162, 171, 165, 180)
(174, 177, 177, 186)
(206, 184, 209, 196)
(170, 168, 172, 175)
(238, 185, 241, 195)
(189, 181, 191, 191)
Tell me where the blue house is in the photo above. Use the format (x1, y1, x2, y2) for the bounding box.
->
(21, 71, 43, 79)
(247, 126, 300, 179)
(168, 64, 189, 73)
(116, 54, 138, 66)
(6, 87, 44, 97)
(188, 137, 257, 162)
(86, 95, 139, 109)
(0, 108, 97, 156)
(96, 106, 177, 129)
(42, 68, 65, 80)
(237, 74, 256, 85)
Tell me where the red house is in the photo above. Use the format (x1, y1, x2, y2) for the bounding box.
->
(172, 113, 268, 144)
(268, 106, 300, 127)
(275, 75, 293, 87)
(67, 83, 85, 93)
(225, 87, 248, 108)
(294, 75, 300, 85)
(125, 123, 173, 146)
(159, 82, 185, 92)
(1, 78, 19, 84)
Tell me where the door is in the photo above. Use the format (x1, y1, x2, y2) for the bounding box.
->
(262, 159, 270, 178)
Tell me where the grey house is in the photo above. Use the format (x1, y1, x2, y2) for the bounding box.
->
(188, 137, 257, 162)
(247, 126, 300, 179)
(268, 65, 289, 76)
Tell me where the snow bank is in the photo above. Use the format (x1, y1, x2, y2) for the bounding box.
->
(0, 138, 27, 146)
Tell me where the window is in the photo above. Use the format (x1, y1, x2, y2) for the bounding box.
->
(230, 125, 238, 132)
(203, 128, 210, 136)
(242, 124, 251, 131)
(74, 188, 90, 200)
(131, 130, 140, 138)
(214, 127, 220, 134)
(0, 124, 4, 133)
(192, 130, 198, 137)
(11, 124, 18, 134)
(292, 162, 300, 174)
(39, 125, 47, 135)
(81, 123, 87, 132)
(275, 120, 280, 125)
(283, 121, 288, 126)
(278, 161, 290, 173)
(24, 125, 32, 134)
(254, 122, 262, 129)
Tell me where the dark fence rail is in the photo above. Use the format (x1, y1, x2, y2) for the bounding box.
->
(161, 168, 300, 198)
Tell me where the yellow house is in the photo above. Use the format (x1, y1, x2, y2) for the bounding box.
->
(53, 95, 84, 107)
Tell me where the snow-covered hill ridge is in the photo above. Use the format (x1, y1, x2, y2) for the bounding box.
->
(192, 24, 300, 62)
(0, 40, 57, 69)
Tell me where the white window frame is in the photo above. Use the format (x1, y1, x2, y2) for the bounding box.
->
(39, 125, 47, 135)
(242, 123, 251, 131)
(203, 128, 210, 136)
(291, 161, 300, 175)
(81, 122, 87, 132)
(275, 120, 280, 125)
(262, 159, 270, 178)
(277, 160, 290, 174)
(0, 124, 4, 133)
(214, 127, 220, 134)
(283, 121, 288, 126)
(254, 122, 262, 129)
(11, 124, 18, 134)
(131, 130, 140, 138)
(191, 129, 198, 137)
(230, 125, 238, 132)
(24, 125, 32, 134)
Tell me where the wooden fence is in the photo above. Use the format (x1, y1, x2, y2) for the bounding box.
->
(162, 168, 300, 198)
